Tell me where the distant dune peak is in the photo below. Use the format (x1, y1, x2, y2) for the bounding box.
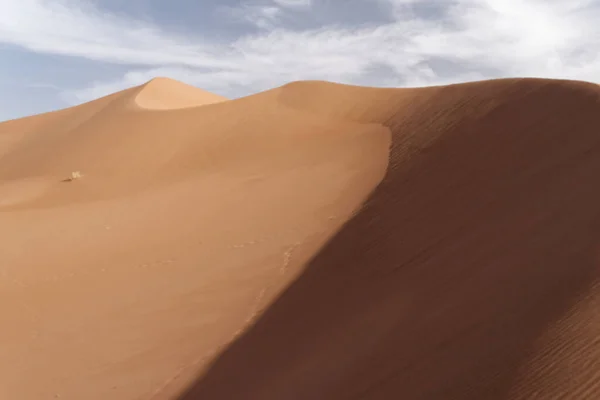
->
(134, 77, 228, 110)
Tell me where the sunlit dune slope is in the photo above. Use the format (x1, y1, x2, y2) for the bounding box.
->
(2, 77, 600, 400)
(0, 77, 389, 400)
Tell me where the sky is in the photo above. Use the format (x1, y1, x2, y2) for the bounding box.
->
(1, 0, 600, 121)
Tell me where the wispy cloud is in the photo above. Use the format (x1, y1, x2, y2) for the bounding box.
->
(0, 0, 231, 69)
(217, 0, 313, 30)
(25, 82, 64, 91)
(272, 0, 312, 8)
(1, 0, 600, 105)
(218, 4, 283, 31)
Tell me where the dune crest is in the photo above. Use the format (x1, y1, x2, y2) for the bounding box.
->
(134, 77, 227, 110)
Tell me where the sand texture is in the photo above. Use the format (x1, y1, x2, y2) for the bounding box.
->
(1, 77, 600, 399)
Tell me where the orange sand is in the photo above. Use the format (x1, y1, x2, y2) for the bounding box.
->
(1, 77, 600, 399)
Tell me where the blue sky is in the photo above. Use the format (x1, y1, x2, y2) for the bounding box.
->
(1, 0, 599, 121)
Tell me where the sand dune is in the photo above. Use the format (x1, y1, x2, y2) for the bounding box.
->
(1, 77, 600, 399)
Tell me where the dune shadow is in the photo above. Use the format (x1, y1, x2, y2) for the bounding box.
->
(178, 81, 600, 399)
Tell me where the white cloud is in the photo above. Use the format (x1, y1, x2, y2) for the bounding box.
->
(25, 82, 64, 91)
(218, 3, 283, 30)
(272, 0, 312, 8)
(0, 0, 233, 69)
(1, 0, 600, 105)
(218, 0, 312, 30)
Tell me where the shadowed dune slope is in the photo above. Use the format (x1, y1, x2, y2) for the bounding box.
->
(2, 77, 600, 400)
